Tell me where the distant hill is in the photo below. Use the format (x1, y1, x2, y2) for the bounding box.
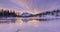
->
(34, 10, 60, 17)
(20, 10, 60, 17)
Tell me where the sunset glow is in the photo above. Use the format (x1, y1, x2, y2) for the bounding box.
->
(0, 0, 60, 13)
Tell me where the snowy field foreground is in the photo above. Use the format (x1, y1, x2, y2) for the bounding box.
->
(0, 17, 60, 32)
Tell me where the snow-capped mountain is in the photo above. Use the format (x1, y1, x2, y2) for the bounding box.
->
(21, 12, 33, 17)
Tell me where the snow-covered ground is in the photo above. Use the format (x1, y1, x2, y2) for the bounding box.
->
(0, 17, 60, 32)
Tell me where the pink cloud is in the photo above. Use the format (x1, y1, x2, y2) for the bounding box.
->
(10, 0, 60, 12)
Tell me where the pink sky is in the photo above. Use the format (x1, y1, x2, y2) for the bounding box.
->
(0, 0, 60, 13)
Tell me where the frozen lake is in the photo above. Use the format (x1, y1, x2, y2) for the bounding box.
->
(0, 17, 60, 32)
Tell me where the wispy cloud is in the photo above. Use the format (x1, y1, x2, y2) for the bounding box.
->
(10, 0, 60, 12)
(0, 0, 60, 14)
(0, 0, 23, 11)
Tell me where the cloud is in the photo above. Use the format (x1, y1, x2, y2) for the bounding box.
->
(10, 0, 60, 12)
(10, 0, 31, 10)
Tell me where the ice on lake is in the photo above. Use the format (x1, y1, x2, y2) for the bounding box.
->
(0, 17, 60, 32)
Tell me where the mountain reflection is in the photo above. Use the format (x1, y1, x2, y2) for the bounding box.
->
(0, 17, 60, 24)
(0, 17, 41, 24)
(16, 17, 40, 24)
